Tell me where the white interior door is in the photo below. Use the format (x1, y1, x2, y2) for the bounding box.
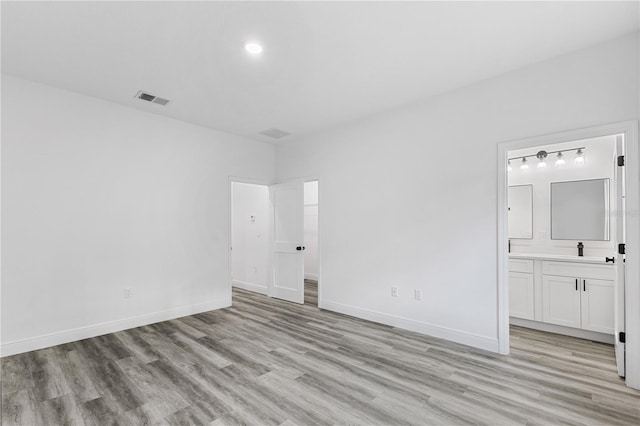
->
(269, 181, 305, 304)
(614, 135, 626, 377)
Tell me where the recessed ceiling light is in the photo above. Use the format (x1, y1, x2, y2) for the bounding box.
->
(244, 42, 263, 55)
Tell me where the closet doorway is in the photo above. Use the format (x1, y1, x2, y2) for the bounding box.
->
(304, 181, 319, 306)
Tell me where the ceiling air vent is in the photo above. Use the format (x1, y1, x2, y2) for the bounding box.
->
(135, 91, 170, 106)
(258, 128, 292, 139)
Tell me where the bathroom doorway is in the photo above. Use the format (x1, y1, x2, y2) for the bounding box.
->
(498, 121, 640, 390)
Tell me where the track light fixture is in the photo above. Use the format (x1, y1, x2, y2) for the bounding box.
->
(508, 147, 585, 172)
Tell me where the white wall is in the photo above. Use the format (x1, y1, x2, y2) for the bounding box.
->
(231, 182, 270, 294)
(275, 33, 639, 351)
(1, 75, 275, 355)
(508, 136, 616, 258)
(304, 181, 319, 281)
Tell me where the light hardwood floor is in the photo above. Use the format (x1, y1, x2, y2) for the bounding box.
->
(304, 280, 318, 306)
(2, 287, 639, 425)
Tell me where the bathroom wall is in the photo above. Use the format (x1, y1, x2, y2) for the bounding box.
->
(508, 135, 617, 258)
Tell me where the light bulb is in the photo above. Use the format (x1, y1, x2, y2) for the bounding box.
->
(555, 152, 565, 167)
(520, 157, 529, 170)
(244, 42, 263, 54)
(536, 150, 547, 169)
(575, 148, 584, 166)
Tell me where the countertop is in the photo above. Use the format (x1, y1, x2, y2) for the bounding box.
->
(509, 253, 613, 265)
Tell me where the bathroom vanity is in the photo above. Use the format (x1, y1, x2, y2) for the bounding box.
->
(508, 254, 614, 343)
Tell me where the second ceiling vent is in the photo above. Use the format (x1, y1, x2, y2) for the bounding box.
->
(135, 90, 170, 106)
(258, 128, 292, 139)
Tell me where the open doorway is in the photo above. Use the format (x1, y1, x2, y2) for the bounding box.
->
(498, 121, 640, 390)
(304, 180, 319, 306)
(507, 135, 621, 354)
(230, 178, 320, 307)
(230, 181, 270, 296)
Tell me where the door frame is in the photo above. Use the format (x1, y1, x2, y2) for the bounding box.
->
(228, 176, 273, 301)
(228, 176, 323, 308)
(496, 120, 640, 390)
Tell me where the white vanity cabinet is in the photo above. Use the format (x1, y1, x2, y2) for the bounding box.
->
(580, 278, 615, 334)
(508, 259, 534, 320)
(509, 255, 615, 340)
(509, 272, 535, 320)
(542, 274, 582, 328)
(542, 261, 614, 334)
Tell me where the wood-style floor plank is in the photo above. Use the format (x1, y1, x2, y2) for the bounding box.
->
(2, 285, 639, 425)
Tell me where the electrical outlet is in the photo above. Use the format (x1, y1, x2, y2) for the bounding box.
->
(124, 288, 132, 299)
(414, 289, 422, 301)
(391, 287, 399, 297)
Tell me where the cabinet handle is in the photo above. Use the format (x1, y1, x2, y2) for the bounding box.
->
(575, 279, 578, 291)
(583, 279, 586, 291)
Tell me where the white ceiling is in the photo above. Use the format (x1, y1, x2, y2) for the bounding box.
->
(2, 1, 639, 143)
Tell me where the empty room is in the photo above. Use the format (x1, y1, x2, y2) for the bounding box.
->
(2, 1, 640, 425)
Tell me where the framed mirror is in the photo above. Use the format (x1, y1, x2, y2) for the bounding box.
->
(508, 185, 533, 239)
(551, 178, 610, 241)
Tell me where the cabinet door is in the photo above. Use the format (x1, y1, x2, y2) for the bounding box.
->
(509, 272, 534, 320)
(542, 275, 581, 328)
(581, 279, 614, 334)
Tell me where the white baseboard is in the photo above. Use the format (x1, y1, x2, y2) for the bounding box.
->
(304, 273, 318, 281)
(0, 298, 231, 357)
(320, 300, 499, 352)
(510, 317, 615, 344)
(232, 280, 268, 295)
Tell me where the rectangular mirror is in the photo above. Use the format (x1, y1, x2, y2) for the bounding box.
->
(508, 185, 533, 239)
(551, 178, 610, 241)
